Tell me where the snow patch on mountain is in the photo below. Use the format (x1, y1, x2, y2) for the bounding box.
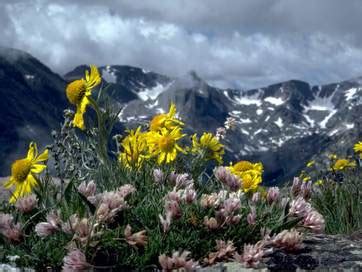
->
(274, 117, 284, 128)
(138, 82, 166, 101)
(233, 93, 262, 106)
(264, 96, 285, 106)
(320, 109, 337, 128)
(102, 66, 117, 83)
(345, 87, 359, 101)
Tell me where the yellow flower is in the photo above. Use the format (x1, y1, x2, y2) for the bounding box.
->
(354, 141, 362, 158)
(229, 160, 263, 193)
(302, 176, 311, 182)
(65, 65, 101, 130)
(147, 127, 185, 164)
(332, 159, 356, 171)
(118, 127, 148, 170)
(328, 154, 337, 160)
(315, 179, 323, 186)
(306, 160, 315, 168)
(4, 142, 48, 203)
(150, 103, 184, 131)
(191, 132, 224, 164)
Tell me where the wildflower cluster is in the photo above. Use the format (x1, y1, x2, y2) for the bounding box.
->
(2, 64, 357, 271)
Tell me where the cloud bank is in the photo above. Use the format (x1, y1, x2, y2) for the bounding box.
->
(2, 0, 362, 89)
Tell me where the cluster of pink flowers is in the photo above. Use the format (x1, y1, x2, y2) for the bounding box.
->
(0, 213, 22, 242)
(272, 229, 303, 252)
(15, 194, 38, 213)
(205, 240, 236, 264)
(62, 249, 91, 272)
(35, 211, 61, 237)
(95, 184, 136, 223)
(234, 241, 268, 268)
(289, 196, 325, 233)
(266, 187, 280, 204)
(247, 206, 257, 225)
(159, 250, 199, 271)
(291, 177, 312, 200)
(202, 191, 242, 229)
(77, 180, 97, 198)
(124, 224, 148, 247)
(159, 172, 197, 232)
(214, 166, 241, 191)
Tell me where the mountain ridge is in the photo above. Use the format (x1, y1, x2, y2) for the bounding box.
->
(0, 47, 361, 184)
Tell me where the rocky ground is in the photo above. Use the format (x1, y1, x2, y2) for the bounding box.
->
(198, 234, 362, 271)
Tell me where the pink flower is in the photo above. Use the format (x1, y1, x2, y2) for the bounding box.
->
(159, 250, 198, 271)
(289, 197, 312, 218)
(153, 168, 164, 184)
(35, 211, 60, 237)
(164, 200, 181, 219)
(300, 181, 312, 200)
(117, 184, 136, 198)
(203, 216, 219, 230)
(266, 187, 280, 204)
(61, 214, 80, 234)
(214, 166, 241, 192)
(223, 197, 241, 214)
(1, 223, 22, 242)
(200, 193, 220, 208)
(175, 173, 194, 189)
(77, 180, 96, 198)
(159, 212, 172, 233)
(183, 187, 197, 204)
(15, 194, 38, 213)
(272, 229, 303, 252)
(303, 210, 325, 233)
(124, 224, 148, 247)
(63, 249, 91, 272)
(247, 206, 256, 225)
(234, 241, 266, 268)
(0, 213, 13, 230)
(251, 192, 261, 204)
(291, 177, 302, 197)
(205, 240, 236, 264)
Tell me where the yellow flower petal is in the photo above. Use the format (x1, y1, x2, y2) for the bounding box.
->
(31, 164, 47, 174)
(35, 149, 48, 163)
(26, 142, 37, 160)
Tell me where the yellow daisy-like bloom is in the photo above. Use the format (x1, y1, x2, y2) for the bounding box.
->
(229, 160, 263, 193)
(4, 142, 48, 203)
(65, 65, 101, 130)
(331, 159, 356, 171)
(354, 141, 362, 158)
(118, 127, 148, 170)
(191, 132, 224, 164)
(149, 103, 184, 131)
(147, 127, 185, 164)
(315, 179, 323, 186)
(306, 160, 315, 168)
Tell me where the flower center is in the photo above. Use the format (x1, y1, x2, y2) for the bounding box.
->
(66, 79, 87, 105)
(159, 135, 175, 152)
(11, 159, 32, 182)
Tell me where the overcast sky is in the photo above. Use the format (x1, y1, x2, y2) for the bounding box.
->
(2, 0, 362, 89)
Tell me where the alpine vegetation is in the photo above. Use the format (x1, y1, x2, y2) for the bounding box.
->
(0, 65, 360, 271)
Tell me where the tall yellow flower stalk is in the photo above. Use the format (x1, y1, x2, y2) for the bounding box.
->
(191, 132, 224, 164)
(229, 160, 263, 193)
(4, 142, 48, 203)
(65, 65, 101, 130)
(119, 127, 148, 169)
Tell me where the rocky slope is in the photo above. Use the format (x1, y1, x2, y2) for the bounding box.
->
(1, 48, 361, 184)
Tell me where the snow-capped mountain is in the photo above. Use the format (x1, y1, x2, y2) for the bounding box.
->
(1, 48, 361, 184)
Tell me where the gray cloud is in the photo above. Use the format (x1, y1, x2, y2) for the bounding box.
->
(1, 0, 362, 89)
